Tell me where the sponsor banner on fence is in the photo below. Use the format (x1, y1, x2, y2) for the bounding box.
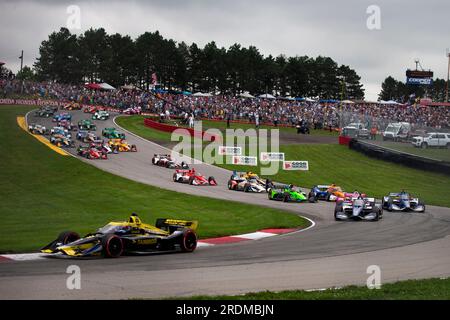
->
(260, 152, 285, 162)
(0, 98, 61, 106)
(218, 146, 242, 156)
(283, 161, 309, 171)
(232, 156, 258, 166)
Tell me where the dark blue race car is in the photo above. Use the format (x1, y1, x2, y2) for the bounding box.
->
(382, 192, 425, 212)
(310, 185, 331, 201)
(53, 113, 72, 122)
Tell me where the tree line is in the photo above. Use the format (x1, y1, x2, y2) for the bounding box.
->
(29, 27, 365, 99)
(379, 76, 448, 103)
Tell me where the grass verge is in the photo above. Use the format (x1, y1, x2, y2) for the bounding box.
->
(185, 277, 450, 300)
(0, 106, 308, 253)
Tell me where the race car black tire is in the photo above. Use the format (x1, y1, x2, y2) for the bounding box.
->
(326, 192, 331, 202)
(372, 208, 381, 221)
(57, 231, 80, 245)
(227, 180, 233, 190)
(334, 202, 344, 221)
(334, 210, 341, 221)
(189, 176, 195, 185)
(173, 173, 178, 182)
(308, 191, 316, 203)
(102, 234, 123, 258)
(268, 192, 273, 200)
(244, 183, 251, 192)
(152, 157, 157, 165)
(283, 194, 291, 202)
(208, 176, 216, 185)
(180, 229, 197, 252)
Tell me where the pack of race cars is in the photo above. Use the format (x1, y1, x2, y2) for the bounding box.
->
(29, 105, 137, 160)
(31, 104, 427, 226)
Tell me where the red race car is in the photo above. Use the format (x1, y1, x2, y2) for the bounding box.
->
(84, 106, 104, 114)
(172, 169, 217, 186)
(77, 145, 108, 160)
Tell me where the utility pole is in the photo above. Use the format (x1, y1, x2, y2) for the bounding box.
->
(446, 49, 450, 103)
(19, 50, 23, 73)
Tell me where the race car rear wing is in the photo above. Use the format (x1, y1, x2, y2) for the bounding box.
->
(155, 218, 199, 232)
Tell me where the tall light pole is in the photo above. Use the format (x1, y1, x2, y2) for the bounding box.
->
(446, 49, 450, 103)
(18, 50, 23, 73)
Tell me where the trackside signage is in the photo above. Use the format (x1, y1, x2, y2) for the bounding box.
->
(232, 156, 258, 166)
(218, 146, 242, 156)
(260, 152, 285, 162)
(283, 161, 309, 171)
(0, 98, 61, 106)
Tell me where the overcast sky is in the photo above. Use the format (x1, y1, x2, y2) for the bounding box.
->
(1, 0, 449, 100)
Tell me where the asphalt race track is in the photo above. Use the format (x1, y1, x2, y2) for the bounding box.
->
(0, 109, 449, 299)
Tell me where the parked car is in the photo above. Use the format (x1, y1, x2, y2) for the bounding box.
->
(411, 132, 450, 149)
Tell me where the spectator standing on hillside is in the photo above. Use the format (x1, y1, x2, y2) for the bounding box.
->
(255, 112, 260, 129)
(188, 113, 194, 128)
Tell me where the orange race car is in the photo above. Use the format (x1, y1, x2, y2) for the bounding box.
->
(63, 102, 82, 111)
(108, 138, 137, 152)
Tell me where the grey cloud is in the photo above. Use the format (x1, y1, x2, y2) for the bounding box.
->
(0, 0, 448, 100)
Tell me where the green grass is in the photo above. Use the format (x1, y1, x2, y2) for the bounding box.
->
(185, 277, 450, 300)
(118, 116, 450, 207)
(0, 106, 308, 253)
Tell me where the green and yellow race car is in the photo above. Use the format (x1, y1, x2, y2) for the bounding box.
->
(268, 184, 317, 203)
(41, 214, 198, 258)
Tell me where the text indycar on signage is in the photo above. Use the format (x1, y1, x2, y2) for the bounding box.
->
(218, 146, 242, 156)
(283, 161, 309, 171)
(260, 152, 285, 162)
(232, 156, 258, 166)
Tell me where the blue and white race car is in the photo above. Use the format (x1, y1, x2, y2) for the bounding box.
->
(53, 113, 72, 122)
(382, 192, 425, 212)
(310, 185, 331, 200)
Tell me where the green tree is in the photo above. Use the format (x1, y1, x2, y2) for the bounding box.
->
(16, 66, 35, 81)
(34, 27, 82, 83)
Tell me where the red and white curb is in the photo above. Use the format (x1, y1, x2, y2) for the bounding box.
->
(0, 224, 314, 262)
(197, 228, 299, 247)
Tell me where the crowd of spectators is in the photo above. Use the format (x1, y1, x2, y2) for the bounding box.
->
(1, 79, 449, 130)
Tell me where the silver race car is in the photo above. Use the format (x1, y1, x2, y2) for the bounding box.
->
(382, 192, 425, 212)
(334, 195, 383, 221)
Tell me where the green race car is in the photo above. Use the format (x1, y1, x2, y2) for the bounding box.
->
(268, 184, 317, 203)
(102, 127, 126, 139)
(78, 119, 97, 131)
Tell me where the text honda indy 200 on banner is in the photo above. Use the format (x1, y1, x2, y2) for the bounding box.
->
(173, 169, 217, 186)
(334, 194, 383, 221)
(41, 214, 198, 258)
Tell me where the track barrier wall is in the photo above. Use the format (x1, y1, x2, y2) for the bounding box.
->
(349, 139, 450, 176)
(143, 118, 218, 142)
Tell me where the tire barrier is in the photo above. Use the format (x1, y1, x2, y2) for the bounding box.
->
(143, 117, 219, 142)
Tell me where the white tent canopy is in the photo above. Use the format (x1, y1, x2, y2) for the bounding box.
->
(239, 92, 255, 99)
(305, 97, 316, 102)
(258, 93, 276, 99)
(380, 100, 400, 105)
(99, 83, 116, 90)
(341, 100, 354, 104)
(192, 92, 212, 97)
